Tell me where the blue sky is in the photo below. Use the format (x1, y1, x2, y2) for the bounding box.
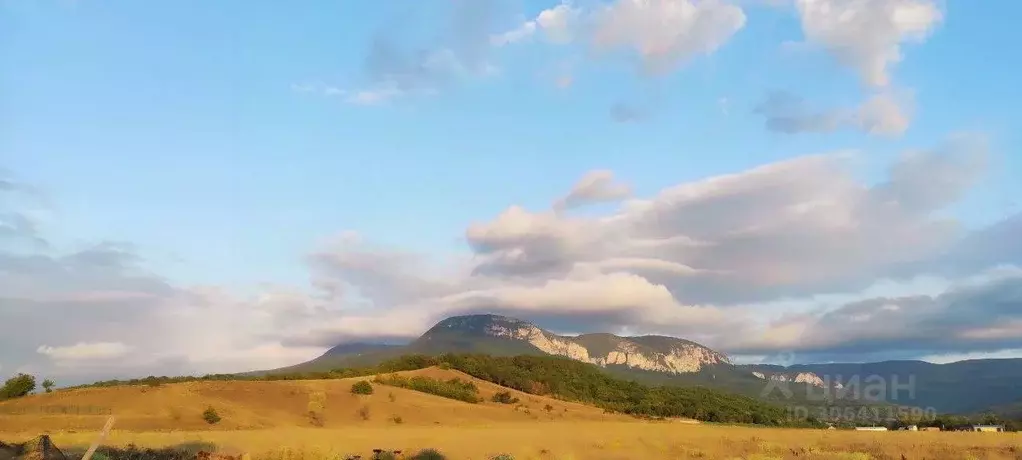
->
(2, 0, 1021, 378)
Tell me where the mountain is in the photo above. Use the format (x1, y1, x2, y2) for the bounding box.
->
(989, 400, 1022, 420)
(415, 314, 732, 373)
(256, 313, 1022, 416)
(273, 314, 732, 376)
(741, 359, 1022, 415)
(255, 314, 836, 407)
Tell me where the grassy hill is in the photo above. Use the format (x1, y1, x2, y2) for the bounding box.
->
(52, 353, 819, 427)
(0, 366, 633, 433)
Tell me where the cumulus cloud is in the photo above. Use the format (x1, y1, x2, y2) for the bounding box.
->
(278, 135, 1003, 351)
(794, 0, 943, 88)
(4, 133, 1019, 380)
(754, 90, 913, 136)
(592, 0, 747, 75)
(495, 0, 747, 76)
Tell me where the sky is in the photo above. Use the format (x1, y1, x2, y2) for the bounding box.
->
(2, 0, 1021, 384)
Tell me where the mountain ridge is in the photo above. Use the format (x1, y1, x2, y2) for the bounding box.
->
(256, 313, 1022, 416)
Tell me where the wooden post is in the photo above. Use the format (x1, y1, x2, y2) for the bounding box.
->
(80, 415, 116, 460)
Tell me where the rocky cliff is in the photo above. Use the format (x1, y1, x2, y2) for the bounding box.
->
(423, 314, 731, 374)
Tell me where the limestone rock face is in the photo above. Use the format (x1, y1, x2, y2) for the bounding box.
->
(751, 370, 844, 389)
(434, 314, 732, 374)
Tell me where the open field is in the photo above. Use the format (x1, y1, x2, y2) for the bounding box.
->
(0, 368, 636, 432)
(2, 368, 1020, 459)
(3, 423, 1021, 460)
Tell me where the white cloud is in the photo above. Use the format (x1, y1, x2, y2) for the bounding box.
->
(794, 0, 943, 87)
(495, 0, 747, 76)
(5, 134, 1021, 379)
(37, 342, 131, 361)
(492, 2, 580, 46)
(592, 0, 747, 74)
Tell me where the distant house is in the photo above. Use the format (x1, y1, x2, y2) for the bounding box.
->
(854, 426, 888, 431)
(970, 425, 1006, 432)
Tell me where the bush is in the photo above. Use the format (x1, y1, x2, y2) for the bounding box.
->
(491, 455, 514, 460)
(308, 391, 326, 426)
(202, 406, 221, 424)
(357, 405, 371, 420)
(491, 391, 519, 404)
(0, 373, 36, 400)
(544, 404, 554, 413)
(351, 380, 374, 395)
(390, 415, 403, 424)
(41, 379, 55, 393)
(409, 448, 446, 460)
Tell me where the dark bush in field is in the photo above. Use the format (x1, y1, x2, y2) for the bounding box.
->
(351, 380, 374, 395)
(491, 391, 519, 404)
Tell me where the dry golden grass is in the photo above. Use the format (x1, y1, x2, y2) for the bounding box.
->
(3, 423, 1021, 460)
(0, 368, 632, 433)
(1, 368, 1019, 459)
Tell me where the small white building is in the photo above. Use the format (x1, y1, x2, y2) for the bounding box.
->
(971, 425, 1006, 432)
(855, 426, 889, 431)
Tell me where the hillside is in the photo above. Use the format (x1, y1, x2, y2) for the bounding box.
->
(258, 314, 1022, 416)
(252, 314, 873, 410)
(743, 359, 1022, 415)
(0, 367, 635, 433)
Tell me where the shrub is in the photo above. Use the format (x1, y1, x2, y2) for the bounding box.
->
(202, 406, 221, 425)
(409, 448, 446, 460)
(351, 380, 374, 395)
(491, 455, 514, 460)
(438, 362, 451, 370)
(544, 404, 554, 413)
(41, 379, 55, 393)
(390, 415, 403, 424)
(491, 391, 519, 404)
(308, 391, 326, 426)
(357, 405, 371, 420)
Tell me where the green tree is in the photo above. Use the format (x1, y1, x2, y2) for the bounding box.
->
(41, 379, 55, 393)
(0, 373, 36, 400)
